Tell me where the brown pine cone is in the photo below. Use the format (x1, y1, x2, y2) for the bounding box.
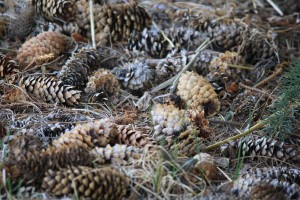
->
(84, 68, 120, 101)
(0, 53, 19, 80)
(16, 31, 72, 69)
(91, 144, 143, 165)
(249, 183, 286, 200)
(52, 118, 119, 149)
(76, 1, 152, 44)
(3, 144, 94, 187)
(19, 76, 81, 106)
(33, 0, 77, 23)
(221, 135, 300, 163)
(177, 71, 220, 116)
(117, 124, 157, 148)
(42, 166, 128, 200)
(57, 47, 104, 89)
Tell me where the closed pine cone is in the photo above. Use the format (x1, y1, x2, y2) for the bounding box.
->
(42, 166, 128, 200)
(117, 124, 157, 148)
(177, 71, 220, 116)
(16, 31, 72, 69)
(52, 118, 119, 149)
(84, 69, 120, 98)
(91, 144, 143, 165)
(19, 76, 81, 106)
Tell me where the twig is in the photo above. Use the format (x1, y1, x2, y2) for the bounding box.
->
(266, 0, 284, 16)
(204, 101, 300, 151)
(89, 0, 96, 48)
(227, 64, 253, 71)
(151, 39, 212, 93)
(239, 83, 275, 100)
(254, 63, 285, 88)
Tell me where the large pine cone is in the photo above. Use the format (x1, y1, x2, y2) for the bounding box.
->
(19, 76, 81, 106)
(221, 135, 300, 163)
(42, 166, 128, 200)
(52, 118, 119, 149)
(177, 71, 220, 116)
(16, 31, 72, 69)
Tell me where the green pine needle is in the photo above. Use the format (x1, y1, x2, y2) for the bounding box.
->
(265, 60, 300, 138)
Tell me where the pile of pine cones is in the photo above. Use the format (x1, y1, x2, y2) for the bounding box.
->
(0, 0, 299, 199)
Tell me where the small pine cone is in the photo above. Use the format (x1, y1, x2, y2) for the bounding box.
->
(19, 76, 81, 106)
(0, 53, 19, 80)
(84, 69, 120, 99)
(169, 129, 204, 157)
(249, 183, 286, 200)
(207, 51, 247, 85)
(232, 176, 299, 198)
(35, 21, 81, 36)
(57, 47, 103, 89)
(177, 71, 220, 116)
(52, 118, 119, 149)
(151, 103, 193, 137)
(117, 124, 157, 148)
(42, 123, 74, 140)
(128, 26, 174, 58)
(16, 31, 72, 69)
(42, 166, 128, 200)
(33, 0, 77, 23)
(240, 29, 277, 64)
(91, 144, 143, 164)
(221, 135, 300, 163)
(113, 59, 154, 91)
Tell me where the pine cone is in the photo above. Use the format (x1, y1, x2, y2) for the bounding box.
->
(117, 124, 157, 148)
(34, 21, 81, 36)
(128, 26, 174, 58)
(84, 68, 120, 101)
(33, 0, 77, 23)
(249, 183, 286, 200)
(76, 1, 152, 44)
(91, 144, 143, 165)
(52, 118, 119, 149)
(3, 144, 94, 187)
(0, 16, 9, 38)
(207, 51, 247, 86)
(221, 135, 300, 163)
(16, 31, 72, 69)
(19, 76, 81, 106)
(0, 53, 19, 80)
(177, 71, 220, 116)
(232, 176, 299, 198)
(151, 103, 203, 156)
(42, 123, 74, 141)
(113, 59, 154, 91)
(57, 47, 104, 89)
(42, 166, 128, 200)
(2, 88, 27, 103)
